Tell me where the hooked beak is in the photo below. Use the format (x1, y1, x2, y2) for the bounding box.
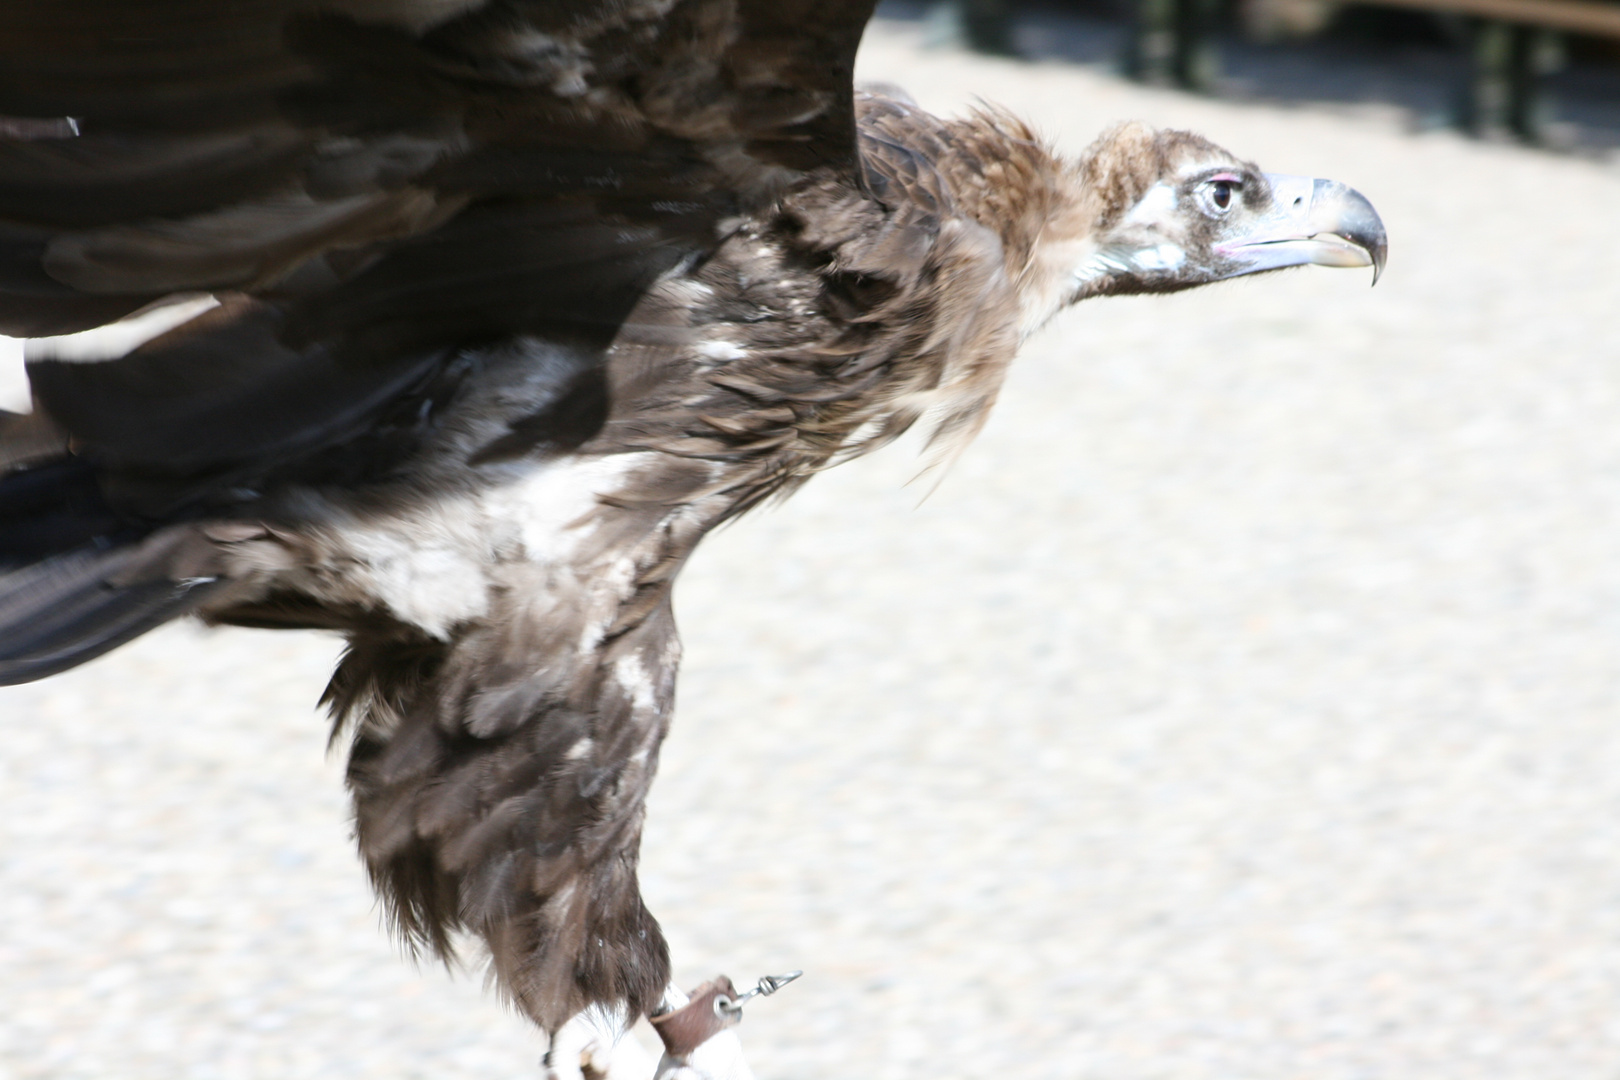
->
(1220, 175, 1388, 285)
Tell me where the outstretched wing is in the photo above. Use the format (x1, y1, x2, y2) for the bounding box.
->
(0, 0, 874, 488)
(0, 0, 878, 683)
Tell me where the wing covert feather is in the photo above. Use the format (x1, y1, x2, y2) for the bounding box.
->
(0, 0, 878, 508)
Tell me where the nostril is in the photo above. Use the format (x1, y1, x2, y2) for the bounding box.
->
(1293, 197, 1303, 207)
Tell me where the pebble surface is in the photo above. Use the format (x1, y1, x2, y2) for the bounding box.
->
(6, 18, 1620, 1080)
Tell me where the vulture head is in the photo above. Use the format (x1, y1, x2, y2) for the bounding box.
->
(1031, 122, 1386, 320)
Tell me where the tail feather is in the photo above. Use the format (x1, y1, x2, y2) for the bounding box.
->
(0, 543, 222, 686)
(0, 437, 220, 685)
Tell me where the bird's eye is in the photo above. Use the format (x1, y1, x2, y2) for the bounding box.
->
(1198, 176, 1242, 217)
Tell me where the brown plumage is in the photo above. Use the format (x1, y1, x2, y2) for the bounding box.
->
(0, 0, 1386, 1056)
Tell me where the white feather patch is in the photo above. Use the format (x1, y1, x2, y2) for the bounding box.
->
(1121, 181, 1178, 226)
(695, 340, 747, 361)
(25, 295, 220, 363)
(293, 452, 655, 639)
(614, 653, 657, 714)
(493, 453, 654, 565)
(1132, 243, 1186, 272)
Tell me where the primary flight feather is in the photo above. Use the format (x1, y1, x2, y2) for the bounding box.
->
(0, 0, 1385, 1068)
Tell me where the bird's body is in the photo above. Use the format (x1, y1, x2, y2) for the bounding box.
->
(0, 0, 1385, 1065)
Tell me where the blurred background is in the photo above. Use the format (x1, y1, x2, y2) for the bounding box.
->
(4, 5, 1620, 1079)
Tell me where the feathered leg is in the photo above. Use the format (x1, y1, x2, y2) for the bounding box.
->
(328, 588, 682, 1033)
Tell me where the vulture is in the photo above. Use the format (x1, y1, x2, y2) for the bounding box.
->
(0, 0, 1386, 1074)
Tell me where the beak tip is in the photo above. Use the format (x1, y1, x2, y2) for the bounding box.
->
(1310, 177, 1387, 286)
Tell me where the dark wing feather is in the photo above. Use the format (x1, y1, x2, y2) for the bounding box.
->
(0, 0, 877, 497)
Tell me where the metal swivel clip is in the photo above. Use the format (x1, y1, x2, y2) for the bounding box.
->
(712, 971, 803, 1018)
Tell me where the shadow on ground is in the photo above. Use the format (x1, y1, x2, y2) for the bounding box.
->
(879, 0, 1620, 153)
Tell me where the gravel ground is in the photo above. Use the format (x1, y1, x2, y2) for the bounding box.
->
(6, 17, 1620, 1080)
